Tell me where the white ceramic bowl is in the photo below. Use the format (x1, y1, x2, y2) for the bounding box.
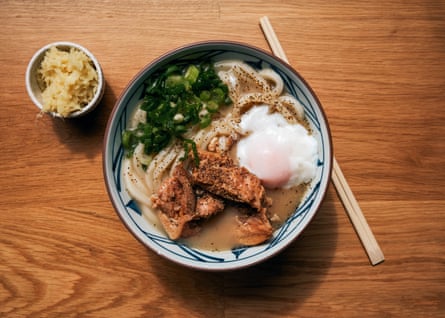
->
(25, 41, 105, 118)
(103, 41, 333, 271)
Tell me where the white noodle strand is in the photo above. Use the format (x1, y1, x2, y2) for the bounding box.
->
(123, 60, 306, 224)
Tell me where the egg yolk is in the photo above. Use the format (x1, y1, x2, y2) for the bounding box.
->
(237, 104, 318, 190)
(243, 134, 292, 189)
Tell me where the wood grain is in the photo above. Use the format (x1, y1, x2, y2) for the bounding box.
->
(1, 0, 444, 317)
(260, 15, 384, 265)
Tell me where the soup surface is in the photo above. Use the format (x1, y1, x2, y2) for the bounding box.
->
(121, 59, 318, 250)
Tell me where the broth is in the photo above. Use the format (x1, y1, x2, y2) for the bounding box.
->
(181, 184, 308, 251)
(123, 59, 317, 250)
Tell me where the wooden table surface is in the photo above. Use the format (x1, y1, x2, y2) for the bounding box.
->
(1, 1, 444, 317)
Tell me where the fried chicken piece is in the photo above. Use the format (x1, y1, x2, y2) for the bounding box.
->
(152, 150, 273, 245)
(181, 191, 225, 238)
(229, 204, 273, 246)
(151, 164, 195, 240)
(235, 213, 273, 246)
(152, 164, 224, 239)
(190, 150, 272, 212)
(190, 150, 273, 245)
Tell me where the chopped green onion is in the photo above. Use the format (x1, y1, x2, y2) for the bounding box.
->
(122, 60, 232, 165)
(206, 100, 219, 113)
(184, 65, 200, 84)
(122, 130, 134, 150)
(181, 139, 199, 166)
(199, 90, 211, 101)
(199, 114, 212, 128)
(211, 87, 225, 103)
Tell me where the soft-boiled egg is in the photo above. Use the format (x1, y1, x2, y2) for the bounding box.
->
(237, 105, 318, 189)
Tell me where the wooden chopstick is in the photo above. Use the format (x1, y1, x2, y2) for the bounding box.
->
(331, 158, 384, 265)
(259, 16, 384, 266)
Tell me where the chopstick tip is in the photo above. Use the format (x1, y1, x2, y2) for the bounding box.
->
(369, 250, 385, 266)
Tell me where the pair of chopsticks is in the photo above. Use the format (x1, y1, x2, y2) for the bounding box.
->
(259, 16, 384, 266)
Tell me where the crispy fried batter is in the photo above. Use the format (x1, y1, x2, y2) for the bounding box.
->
(152, 150, 273, 245)
(234, 205, 273, 246)
(190, 150, 272, 212)
(152, 164, 224, 239)
(151, 164, 195, 239)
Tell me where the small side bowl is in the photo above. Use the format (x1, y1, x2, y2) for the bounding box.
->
(103, 41, 333, 271)
(25, 41, 105, 118)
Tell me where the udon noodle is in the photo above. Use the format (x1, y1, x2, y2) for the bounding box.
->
(123, 60, 308, 243)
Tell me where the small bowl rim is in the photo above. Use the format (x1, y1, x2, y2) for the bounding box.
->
(103, 40, 333, 271)
(25, 41, 105, 118)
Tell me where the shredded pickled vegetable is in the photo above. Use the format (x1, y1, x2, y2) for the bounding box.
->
(37, 46, 98, 117)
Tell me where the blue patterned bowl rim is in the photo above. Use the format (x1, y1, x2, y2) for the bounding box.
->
(103, 40, 333, 271)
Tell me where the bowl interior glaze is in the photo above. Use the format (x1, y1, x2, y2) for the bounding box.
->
(103, 41, 332, 271)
